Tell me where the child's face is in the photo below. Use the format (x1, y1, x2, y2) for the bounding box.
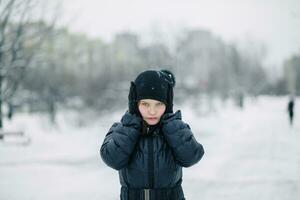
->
(138, 99, 166, 125)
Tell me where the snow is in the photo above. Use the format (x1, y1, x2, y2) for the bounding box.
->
(0, 96, 299, 200)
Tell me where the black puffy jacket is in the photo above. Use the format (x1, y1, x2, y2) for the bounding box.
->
(100, 110, 204, 200)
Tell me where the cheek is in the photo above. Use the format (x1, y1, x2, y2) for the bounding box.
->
(158, 106, 166, 117)
(138, 106, 147, 116)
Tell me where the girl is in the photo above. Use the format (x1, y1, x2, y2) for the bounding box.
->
(100, 69, 204, 200)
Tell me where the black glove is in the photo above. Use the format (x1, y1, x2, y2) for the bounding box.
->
(161, 110, 181, 124)
(128, 81, 139, 114)
(121, 111, 142, 130)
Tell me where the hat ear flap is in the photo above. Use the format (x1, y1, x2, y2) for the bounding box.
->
(165, 84, 174, 113)
(128, 81, 138, 114)
(160, 69, 176, 87)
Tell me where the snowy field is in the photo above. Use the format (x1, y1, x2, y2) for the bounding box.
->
(0, 96, 299, 200)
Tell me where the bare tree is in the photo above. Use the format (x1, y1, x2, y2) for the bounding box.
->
(0, 0, 59, 128)
(284, 55, 299, 96)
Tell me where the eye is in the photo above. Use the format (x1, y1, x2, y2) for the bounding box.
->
(156, 102, 164, 106)
(141, 102, 149, 107)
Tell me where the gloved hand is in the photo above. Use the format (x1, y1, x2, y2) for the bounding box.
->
(121, 111, 142, 130)
(128, 81, 139, 114)
(161, 110, 181, 124)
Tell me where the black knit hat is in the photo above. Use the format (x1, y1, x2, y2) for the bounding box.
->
(134, 70, 175, 105)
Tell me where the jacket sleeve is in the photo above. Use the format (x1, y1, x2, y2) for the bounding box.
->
(100, 111, 141, 170)
(162, 110, 204, 167)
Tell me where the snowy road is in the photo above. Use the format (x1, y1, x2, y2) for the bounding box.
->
(0, 96, 299, 200)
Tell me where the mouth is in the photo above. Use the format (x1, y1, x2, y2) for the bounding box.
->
(147, 117, 157, 121)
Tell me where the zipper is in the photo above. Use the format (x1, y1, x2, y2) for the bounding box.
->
(147, 128, 154, 189)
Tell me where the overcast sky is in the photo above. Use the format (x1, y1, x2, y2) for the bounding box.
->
(62, 0, 300, 66)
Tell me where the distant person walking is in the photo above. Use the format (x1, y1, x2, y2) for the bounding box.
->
(287, 97, 295, 126)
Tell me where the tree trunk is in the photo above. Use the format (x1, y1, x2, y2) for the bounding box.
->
(0, 74, 3, 129)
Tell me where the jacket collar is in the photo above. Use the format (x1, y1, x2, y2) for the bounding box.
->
(141, 120, 162, 135)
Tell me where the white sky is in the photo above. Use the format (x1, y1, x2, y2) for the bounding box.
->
(62, 0, 300, 66)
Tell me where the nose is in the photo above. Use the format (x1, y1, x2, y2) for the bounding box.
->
(149, 106, 156, 115)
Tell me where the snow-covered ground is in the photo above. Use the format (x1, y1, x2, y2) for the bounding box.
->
(0, 96, 299, 200)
